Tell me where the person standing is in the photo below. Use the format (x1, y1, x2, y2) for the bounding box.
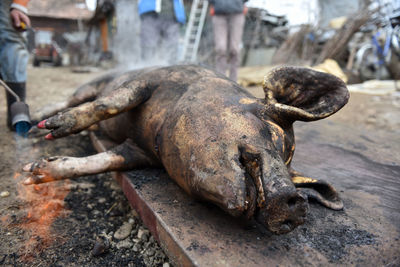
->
(209, 0, 247, 82)
(0, 0, 30, 130)
(138, 0, 186, 64)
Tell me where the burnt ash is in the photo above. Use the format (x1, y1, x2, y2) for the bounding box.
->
(126, 168, 168, 190)
(292, 203, 377, 263)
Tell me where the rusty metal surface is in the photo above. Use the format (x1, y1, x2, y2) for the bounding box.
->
(90, 120, 400, 266)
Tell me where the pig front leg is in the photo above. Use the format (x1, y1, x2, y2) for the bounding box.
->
(22, 139, 158, 185)
(290, 169, 343, 210)
(38, 80, 149, 139)
(33, 71, 122, 121)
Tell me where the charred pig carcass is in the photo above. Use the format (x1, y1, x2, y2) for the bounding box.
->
(23, 65, 349, 234)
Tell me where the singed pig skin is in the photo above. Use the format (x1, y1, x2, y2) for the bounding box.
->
(25, 65, 349, 234)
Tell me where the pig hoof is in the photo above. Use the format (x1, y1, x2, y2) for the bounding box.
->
(45, 133, 54, 140)
(37, 120, 46, 129)
(21, 157, 69, 184)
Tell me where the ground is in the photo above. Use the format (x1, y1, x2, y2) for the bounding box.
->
(0, 65, 399, 266)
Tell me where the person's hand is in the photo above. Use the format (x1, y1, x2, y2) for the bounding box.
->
(209, 6, 215, 16)
(10, 8, 31, 31)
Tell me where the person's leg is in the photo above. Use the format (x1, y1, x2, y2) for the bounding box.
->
(140, 13, 161, 63)
(0, 0, 29, 129)
(227, 13, 245, 82)
(212, 14, 228, 76)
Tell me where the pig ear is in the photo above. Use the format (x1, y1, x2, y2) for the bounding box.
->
(263, 67, 349, 122)
(291, 175, 343, 210)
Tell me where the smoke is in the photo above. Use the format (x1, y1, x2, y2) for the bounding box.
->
(113, 0, 141, 69)
(113, 0, 183, 71)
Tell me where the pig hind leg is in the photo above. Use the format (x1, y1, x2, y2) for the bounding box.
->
(290, 169, 343, 210)
(22, 139, 158, 185)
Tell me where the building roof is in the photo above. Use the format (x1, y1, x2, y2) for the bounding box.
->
(28, 0, 93, 20)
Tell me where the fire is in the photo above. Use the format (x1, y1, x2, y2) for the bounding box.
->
(14, 172, 21, 179)
(1, 215, 10, 224)
(15, 173, 71, 261)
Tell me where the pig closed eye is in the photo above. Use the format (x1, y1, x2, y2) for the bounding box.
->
(238, 146, 265, 218)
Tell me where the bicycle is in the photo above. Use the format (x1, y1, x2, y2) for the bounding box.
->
(352, 2, 400, 84)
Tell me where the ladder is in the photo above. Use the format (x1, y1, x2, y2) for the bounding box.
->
(180, 0, 209, 62)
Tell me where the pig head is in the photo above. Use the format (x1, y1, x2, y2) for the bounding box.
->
(141, 66, 349, 234)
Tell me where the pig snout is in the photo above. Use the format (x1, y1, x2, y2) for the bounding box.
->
(258, 188, 308, 234)
(239, 147, 308, 234)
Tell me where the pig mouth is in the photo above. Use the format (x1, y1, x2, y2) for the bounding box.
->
(239, 148, 308, 234)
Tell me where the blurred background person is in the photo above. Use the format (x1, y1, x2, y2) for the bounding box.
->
(209, 0, 247, 82)
(0, 0, 30, 130)
(138, 0, 186, 64)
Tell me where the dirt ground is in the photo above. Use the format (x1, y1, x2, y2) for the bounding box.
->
(0, 65, 399, 266)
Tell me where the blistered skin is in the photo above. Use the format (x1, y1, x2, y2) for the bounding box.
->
(24, 65, 349, 234)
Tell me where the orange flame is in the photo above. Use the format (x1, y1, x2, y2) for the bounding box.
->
(14, 172, 21, 179)
(14, 173, 71, 261)
(1, 215, 10, 224)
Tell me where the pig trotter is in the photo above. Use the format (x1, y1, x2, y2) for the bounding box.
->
(22, 157, 71, 184)
(45, 133, 54, 140)
(37, 120, 46, 129)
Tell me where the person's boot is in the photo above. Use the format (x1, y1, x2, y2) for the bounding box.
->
(5, 82, 26, 130)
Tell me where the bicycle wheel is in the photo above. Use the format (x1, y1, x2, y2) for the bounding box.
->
(355, 44, 390, 81)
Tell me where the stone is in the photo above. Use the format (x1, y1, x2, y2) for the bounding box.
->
(132, 238, 140, 243)
(92, 210, 101, 216)
(116, 239, 133, 249)
(91, 236, 110, 257)
(132, 244, 140, 252)
(131, 209, 139, 218)
(98, 197, 106, 204)
(146, 249, 155, 256)
(0, 191, 10, 197)
(114, 222, 133, 240)
(137, 228, 149, 242)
